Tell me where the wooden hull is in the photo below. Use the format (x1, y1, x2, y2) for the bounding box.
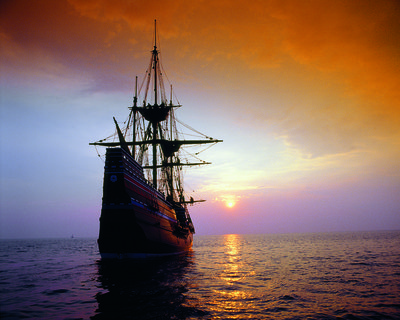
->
(98, 148, 194, 258)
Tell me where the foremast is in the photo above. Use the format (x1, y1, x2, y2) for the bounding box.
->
(90, 20, 222, 207)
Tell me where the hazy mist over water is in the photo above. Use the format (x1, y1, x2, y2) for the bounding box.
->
(1, 231, 399, 319)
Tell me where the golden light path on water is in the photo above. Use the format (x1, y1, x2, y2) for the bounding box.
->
(204, 234, 260, 316)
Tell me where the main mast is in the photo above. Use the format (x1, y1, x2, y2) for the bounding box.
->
(90, 20, 222, 203)
(152, 19, 158, 189)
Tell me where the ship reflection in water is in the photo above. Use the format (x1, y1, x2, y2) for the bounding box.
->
(92, 252, 207, 319)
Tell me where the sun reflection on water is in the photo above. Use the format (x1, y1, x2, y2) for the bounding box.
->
(222, 234, 240, 284)
(206, 234, 258, 316)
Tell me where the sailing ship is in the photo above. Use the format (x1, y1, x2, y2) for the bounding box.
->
(90, 21, 222, 258)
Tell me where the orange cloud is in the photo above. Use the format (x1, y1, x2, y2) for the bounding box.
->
(1, 0, 399, 159)
(275, 0, 400, 112)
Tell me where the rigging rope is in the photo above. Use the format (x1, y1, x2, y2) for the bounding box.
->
(159, 56, 181, 105)
(94, 145, 105, 163)
(175, 118, 211, 139)
(194, 142, 218, 155)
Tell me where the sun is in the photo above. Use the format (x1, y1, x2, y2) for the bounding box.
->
(226, 201, 236, 208)
(218, 195, 238, 209)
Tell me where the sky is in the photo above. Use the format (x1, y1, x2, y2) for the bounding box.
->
(1, 0, 399, 238)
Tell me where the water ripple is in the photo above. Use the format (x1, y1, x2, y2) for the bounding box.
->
(0, 231, 399, 319)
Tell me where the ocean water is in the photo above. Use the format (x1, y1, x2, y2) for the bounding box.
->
(0, 231, 400, 319)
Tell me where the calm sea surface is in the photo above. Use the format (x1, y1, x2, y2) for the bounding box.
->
(1, 231, 400, 319)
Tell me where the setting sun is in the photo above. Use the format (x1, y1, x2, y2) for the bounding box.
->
(226, 201, 236, 208)
(218, 195, 238, 209)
